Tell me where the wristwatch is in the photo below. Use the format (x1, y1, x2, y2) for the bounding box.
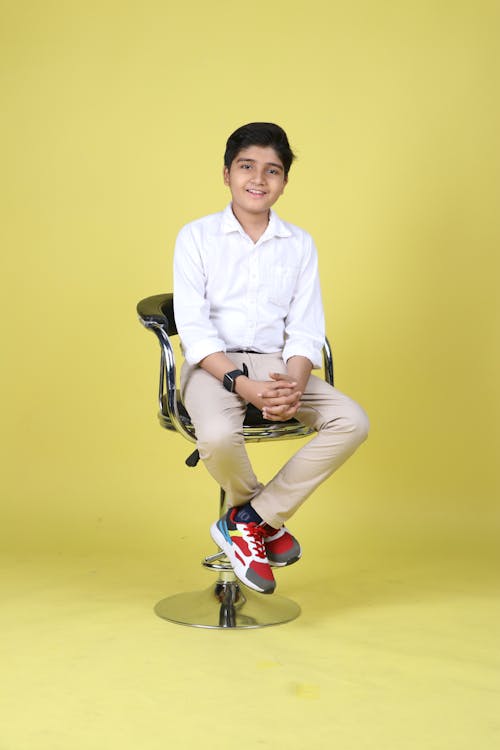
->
(223, 367, 247, 393)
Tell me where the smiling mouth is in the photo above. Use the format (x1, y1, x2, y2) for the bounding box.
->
(247, 189, 267, 196)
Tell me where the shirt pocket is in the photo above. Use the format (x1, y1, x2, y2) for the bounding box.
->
(265, 264, 300, 309)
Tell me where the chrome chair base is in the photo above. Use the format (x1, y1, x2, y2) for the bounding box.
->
(154, 570, 301, 629)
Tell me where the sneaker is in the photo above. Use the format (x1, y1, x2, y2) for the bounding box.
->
(264, 527, 302, 567)
(210, 508, 276, 594)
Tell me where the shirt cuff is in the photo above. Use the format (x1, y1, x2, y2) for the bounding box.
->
(282, 342, 323, 369)
(183, 337, 227, 366)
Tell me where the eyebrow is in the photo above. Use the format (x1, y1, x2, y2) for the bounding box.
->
(235, 157, 284, 171)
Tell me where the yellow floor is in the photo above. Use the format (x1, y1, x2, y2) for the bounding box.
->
(2, 542, 499, 750)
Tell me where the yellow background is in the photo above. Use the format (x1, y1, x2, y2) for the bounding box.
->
(1, 1, 499, 748)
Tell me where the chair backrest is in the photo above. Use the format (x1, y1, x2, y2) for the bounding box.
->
(137, 293, 334, 445)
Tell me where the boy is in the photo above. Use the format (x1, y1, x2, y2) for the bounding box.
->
(173, 123, 368, 595)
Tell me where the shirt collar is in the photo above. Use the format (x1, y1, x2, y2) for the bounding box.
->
(221, 204, 292, 239)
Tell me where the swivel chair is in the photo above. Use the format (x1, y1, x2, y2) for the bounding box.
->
(137, 293, 334, 629)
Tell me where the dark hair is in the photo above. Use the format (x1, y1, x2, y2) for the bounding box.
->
(224, 122, 296, 177)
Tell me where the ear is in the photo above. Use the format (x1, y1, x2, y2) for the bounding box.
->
(223, 165, 230, 185)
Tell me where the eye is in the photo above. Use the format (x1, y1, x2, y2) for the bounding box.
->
(240, 163, 252, 169)
(268, 168, 279, 175)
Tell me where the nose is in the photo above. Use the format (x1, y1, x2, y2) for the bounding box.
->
(251, 167, 266, 185)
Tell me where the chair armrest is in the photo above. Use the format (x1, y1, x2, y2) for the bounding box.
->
(137, 293, 195, 443)
(136, 293, 177, 335)
(323, 336, 334, 386)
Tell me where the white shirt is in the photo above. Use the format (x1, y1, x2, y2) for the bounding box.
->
(173, 204, 325, 368)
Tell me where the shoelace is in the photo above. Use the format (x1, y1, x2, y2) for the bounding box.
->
(245, 523, 268, 559)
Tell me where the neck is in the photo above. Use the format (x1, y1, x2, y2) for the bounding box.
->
(231, 205, 270, 243)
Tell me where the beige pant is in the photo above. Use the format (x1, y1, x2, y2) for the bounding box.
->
(180, 352, 369, 529)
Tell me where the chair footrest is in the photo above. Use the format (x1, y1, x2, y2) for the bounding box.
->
(202, 550, 232, 571)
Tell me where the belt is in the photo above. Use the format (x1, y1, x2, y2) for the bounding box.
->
(232, 349, 261, 354)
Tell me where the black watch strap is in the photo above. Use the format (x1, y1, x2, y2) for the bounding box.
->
(223, 363, 248, 393)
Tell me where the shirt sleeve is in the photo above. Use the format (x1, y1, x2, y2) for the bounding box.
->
(173, 223, 227, 365)
(281, 234, 325, 369)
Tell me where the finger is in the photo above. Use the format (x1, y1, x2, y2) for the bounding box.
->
(263, 408, 294, 421)
(260, 395, 299, 408)
(269, 372, 297, 385)
(265, 402, 299, 417)
(265, 383, 297, 395)
(269, 371, 287, 380)
(260, 387, 297, 401)
(264, 409, 297, 422)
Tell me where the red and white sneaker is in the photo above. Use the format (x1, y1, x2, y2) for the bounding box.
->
(264, 527, 302, 567)
(210, 508, 276, 594)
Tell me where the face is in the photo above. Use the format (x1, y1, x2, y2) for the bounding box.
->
(223, 145, 287, 218)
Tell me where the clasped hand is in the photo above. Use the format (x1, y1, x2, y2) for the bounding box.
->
(245, 372, 302, 422)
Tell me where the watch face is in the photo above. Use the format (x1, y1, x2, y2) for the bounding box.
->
(223, 372, 234, 392)
(224, 370, 242, 392)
